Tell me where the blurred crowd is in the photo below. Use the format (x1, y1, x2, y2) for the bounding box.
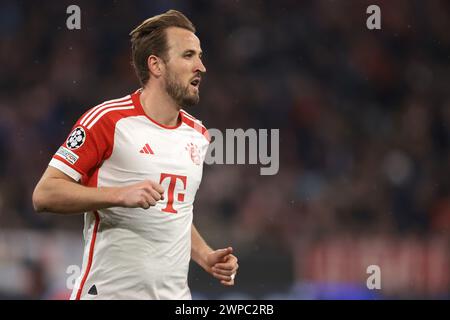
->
(0, 0, 449, 299)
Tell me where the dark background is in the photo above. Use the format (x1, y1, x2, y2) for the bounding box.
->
(0, 0, 449, 299)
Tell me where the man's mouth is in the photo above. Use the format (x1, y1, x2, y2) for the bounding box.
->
(190, 78, 201, 88)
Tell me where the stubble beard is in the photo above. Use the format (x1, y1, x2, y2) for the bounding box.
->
(164, 70, 200, 108)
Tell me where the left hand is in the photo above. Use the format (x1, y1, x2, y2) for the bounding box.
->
(206, 247, 239, 286)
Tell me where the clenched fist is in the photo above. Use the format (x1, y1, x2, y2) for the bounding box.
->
(116, 180, 165, 209)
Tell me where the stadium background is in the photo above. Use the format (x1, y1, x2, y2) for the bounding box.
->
(0, 0, 449, 299)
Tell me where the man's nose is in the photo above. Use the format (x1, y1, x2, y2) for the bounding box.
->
(196, 58, 206, 73)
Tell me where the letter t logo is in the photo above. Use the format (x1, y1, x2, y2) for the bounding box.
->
(160, 173, 187, 214)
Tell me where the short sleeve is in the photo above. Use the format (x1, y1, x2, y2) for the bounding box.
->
(49, 113, 113, 183)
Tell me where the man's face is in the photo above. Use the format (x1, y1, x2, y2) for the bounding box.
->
(162, 27, 206, 108)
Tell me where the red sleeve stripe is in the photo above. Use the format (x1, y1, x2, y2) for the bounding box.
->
(86, 104, 135, 129)
(79, 95, 131, 126)
(81, 99, 132, 127)
(180, 110, 207, 130)
(75, 211, 100, 300)
(180, 109, 198, 121)
(181, 115, 210, 142)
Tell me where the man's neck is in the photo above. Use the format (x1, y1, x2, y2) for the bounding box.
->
(139, 85, 181, 127)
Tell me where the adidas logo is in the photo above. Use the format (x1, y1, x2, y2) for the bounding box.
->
(139, 143, 154, 155)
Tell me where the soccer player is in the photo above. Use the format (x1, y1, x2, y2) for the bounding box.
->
(32, 10, 238, 300)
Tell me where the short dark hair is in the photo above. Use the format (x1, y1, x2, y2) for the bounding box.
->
(130, 10, 196, 86)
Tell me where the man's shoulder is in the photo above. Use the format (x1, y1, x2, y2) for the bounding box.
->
(180, 109, 210, 143)
(77, 93, 138, 131)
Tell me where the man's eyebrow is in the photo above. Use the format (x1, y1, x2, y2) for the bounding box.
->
(183, 49, 203, 56)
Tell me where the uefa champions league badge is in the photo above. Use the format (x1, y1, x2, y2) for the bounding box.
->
(66, 126, 86, 149)
(186, 142, 201, 165)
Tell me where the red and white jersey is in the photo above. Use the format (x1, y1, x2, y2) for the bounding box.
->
(49, 90, 210, 300)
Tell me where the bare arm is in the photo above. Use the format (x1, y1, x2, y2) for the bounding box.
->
(191, 224, 214, 272)
(191, 224, 239, 286)
(32, 166, 164, 214)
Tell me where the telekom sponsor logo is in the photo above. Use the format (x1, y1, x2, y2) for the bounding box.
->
(159, 173, 187, 214)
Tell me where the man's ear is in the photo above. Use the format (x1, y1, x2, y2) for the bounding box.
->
(147, 55, 163, 77)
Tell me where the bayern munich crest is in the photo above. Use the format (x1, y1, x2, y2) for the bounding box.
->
(186, 142, 201, 165)
(66, 126, 86, 149)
